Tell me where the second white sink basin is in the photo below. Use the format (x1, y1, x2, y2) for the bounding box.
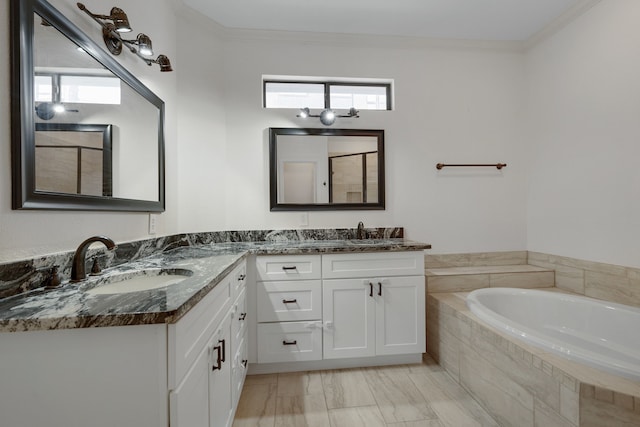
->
(86, 269, 192, 295)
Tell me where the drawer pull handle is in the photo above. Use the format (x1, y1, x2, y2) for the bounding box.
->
(282, 266, 297, 271)
(212, 345, 222, 371)
(239, 312, 247, 321)
(242, 359, 248, 368)
(369, 282, 373, 297)
(378, 282, 382, 296)
(282, 298, 298, 304)
(219, 339, 226, 363)
(282, 340, 297, 346)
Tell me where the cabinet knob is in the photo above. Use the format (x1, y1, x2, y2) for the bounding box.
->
(238, 274, 246, 281)
(239, 312, 247, 321)
(242, 359, 248, 368)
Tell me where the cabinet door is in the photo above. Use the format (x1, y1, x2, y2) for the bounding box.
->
(169, 337, 213, 427)
(322, 279, 376, 359)
(209, 315, 232, 427)
(375, 276, 425, 356)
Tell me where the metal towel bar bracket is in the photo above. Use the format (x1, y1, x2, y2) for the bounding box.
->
(436, 163, 507, 170)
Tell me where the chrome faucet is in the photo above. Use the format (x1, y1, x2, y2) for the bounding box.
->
(356, 221, 366, 240)
(70, 236, 117, 282)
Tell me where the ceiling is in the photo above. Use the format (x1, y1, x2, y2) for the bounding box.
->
(183, 0, 591, 41)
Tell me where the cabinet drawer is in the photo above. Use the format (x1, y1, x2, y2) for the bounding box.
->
(231, 288, 247, 358)
(168, 277, 232, 389)
(231, 262, 247, 301)
(257, 280, 322, 322)
(257, 322, 322, 363)
(322, 251, 424, 279)
(256, 255, 321, 281)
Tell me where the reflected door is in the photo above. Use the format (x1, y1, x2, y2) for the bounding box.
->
(282, 161, 317, 203)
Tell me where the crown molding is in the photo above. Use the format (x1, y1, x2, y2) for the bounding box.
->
(221, 27, 524, 53)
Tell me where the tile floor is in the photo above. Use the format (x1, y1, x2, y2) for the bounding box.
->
(232, 355, 500, 427)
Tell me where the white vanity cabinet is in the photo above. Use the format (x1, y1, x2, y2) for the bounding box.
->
(169, 260, 248, 427)
(252, 251, 425, 369)
(0, 260, 248, 427)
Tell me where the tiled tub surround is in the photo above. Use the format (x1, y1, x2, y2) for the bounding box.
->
(0, 228, 429, 332)
(427, 292, 640, 427)
(0, 227, 404, 299)
(426, 250, 640, 309)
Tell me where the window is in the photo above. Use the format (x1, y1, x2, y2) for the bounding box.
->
(264, 79, 391, 110)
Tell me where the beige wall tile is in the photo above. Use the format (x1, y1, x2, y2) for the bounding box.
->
(489, 271, 554, 288)
(585, 271, 640, 307)
(427, 274, 489, 293)
(425, 251, 527, 268)
(581, 394, 640, 427)
(560, 384, 579, 425)
(534, 398, 577, 427)
(458, 343, 534, 426)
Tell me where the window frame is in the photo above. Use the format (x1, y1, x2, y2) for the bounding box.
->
(263, 80, 392, 110)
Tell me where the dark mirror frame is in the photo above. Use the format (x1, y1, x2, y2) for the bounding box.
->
(269, 128, 385, 211)
(10, 0, 166, 211)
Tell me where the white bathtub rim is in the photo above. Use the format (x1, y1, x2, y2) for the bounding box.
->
(466, 287, 640, 382)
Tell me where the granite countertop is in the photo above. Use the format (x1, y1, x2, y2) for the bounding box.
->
(0, 239, 429, 333)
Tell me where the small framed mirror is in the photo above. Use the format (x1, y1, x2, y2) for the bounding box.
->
(269, 128, 385, 211)
(11, 0, 165, 211)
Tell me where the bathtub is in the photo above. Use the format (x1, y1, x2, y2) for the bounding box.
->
(466, 287, 640, 381)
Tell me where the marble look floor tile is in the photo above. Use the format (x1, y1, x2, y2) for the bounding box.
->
(244, 374, 279, 386)
(275, 394, 331, 427)
(277, 371, 324, 396)
(409, 366, 500, 427)
(321, 369, 377, 409)
(362, 365, 437, 423)
(232, 383, 277, 427)
(327, 405, 386, 427)
(386, 420, 445, 427)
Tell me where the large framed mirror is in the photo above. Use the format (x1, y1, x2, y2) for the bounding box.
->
(10, 0, 165, 211)
(269, 128, 385, 211)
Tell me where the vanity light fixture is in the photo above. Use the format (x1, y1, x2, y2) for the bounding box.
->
(35, 103, 79, 120)
(77, 3, 173, 72)
(296, 107, 359, 126)
(76, 4, 131, 33)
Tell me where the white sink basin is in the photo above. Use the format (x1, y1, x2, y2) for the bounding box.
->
(86, 269, 192, 295)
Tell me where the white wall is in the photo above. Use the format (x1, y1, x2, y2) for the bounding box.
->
(0, 0, 179, 262)
(525, 0, 640, 268)
(175, 8, 228, 232)
(218, 36, 527, 252)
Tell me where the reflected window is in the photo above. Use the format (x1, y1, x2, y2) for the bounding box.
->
(60, 75, 121, 104)
(35, 73, 121, 105)
(34, 75, 53, 102)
